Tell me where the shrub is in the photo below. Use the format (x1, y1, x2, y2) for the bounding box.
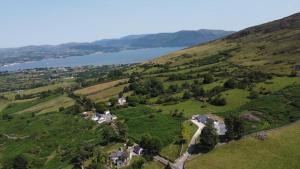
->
(224, 79, 236, 89)
(210, 96, 226, 106)
(203, 74, 214, 84)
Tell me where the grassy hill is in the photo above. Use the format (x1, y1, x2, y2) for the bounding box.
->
(185, 121, 300, 169)
(151, 13, 300, 75)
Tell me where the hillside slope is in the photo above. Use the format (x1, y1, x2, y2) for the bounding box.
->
(152, 13, 300, 74)
(185, 121, 300, 169)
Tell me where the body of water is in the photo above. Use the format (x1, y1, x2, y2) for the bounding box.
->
(0, 47, 184, 71)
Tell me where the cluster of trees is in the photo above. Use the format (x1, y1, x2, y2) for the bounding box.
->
(189, 51, 233, 67)
(1, 155, 28, 169)
(167, 73, 198, 81)
(209, 95, 227, 106)
(127, 95, 147, 107)
(139, 134, 162, 156)
(169, 109, 184, 118)
(156, 95, 181, 105)
(199, 122, 219, 151)
(224, 115, 244, 140)
(129, 78, 164, 97)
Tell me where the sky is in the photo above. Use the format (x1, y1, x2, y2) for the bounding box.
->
(0, 0, 300, 48)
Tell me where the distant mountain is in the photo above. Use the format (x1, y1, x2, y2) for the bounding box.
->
(0, 29, 234, 66)
(94, 29, 235, 48)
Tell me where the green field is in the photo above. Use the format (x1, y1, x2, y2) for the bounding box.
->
(143, 161, 164, 169)
(255, 76, 300, 93)
(156, 88, 250, 118)
(1, 95, 74, 116)
(114, 105, 183, 146)
(1, 81, 74, 101)
(160, 120, 198, 161)
(185, 121, 300, 169)
(87, 84, 127, 102)
(74, 79, 127, 95)
(236, 85, 300, 133)
(0, 112, 108, 169)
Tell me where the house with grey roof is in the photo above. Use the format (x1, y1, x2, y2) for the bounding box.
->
(109, 150, 129, 167)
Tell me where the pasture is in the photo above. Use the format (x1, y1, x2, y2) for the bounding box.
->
(114, 105, 183, 146)
(74, 79, 128, 95)
(185, 121, 300, 169)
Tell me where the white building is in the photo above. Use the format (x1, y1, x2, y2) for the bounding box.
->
(214, 121, 227, 136)
(118, 97, 127, 105)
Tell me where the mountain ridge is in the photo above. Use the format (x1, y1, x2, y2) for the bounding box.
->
(151, 12, 300, 75)
(0, 29, 234, 66)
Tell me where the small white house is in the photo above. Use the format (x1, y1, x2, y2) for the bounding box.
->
(104, 110, 110, 115)
(214, 121, 227, 136)
(118, 97, 126, 106)
(109, 150, 128, 167)
(91, 114, 99, 121)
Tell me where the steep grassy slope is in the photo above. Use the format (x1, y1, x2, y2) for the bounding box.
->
(151, 13, 300, 74)
(185, 121, 300, 169)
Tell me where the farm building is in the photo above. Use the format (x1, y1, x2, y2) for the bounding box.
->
(89, 111, 117, 124)
(109, 150, 129, 167)
(193, 114, 227, 136)
(133, 146, 143, 155)
(118, 97, 127, 105)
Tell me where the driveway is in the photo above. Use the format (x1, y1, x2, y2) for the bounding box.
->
(154, 119, 205, 169)
(173, 120, 205, 169)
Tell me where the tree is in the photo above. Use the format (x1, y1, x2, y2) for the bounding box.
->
(223, 79, 236, 89)
(248, 90, 259, 99)
(118, 92, 124, 98)
(73, 104, 83, 114)
(90, 148, 107, 169)
(101, 126, 118, 145)
(15, 94, 22, 100)
(123, 86, 130, 93)
(210, 96, 226, 106)
(225, 115, 244, 141)
(59, 107, 65, 112)
(224, 116, 235, 140)
(192, 86, 205, 97)
(108, 98, 118, 107)
(182, 91, 192, 99)
(13, 155, 28, 169)
(2, 113, 13, 120)
(200, 122, 218, 150)
(82, 97, 94, 110)
(203, 74, 214, 84)
(95, 102, 108, 113)
(182, 82, 190, 88)
(167, 84, 180, 93)
(289, 70, 297, 77)
(107, 69, 123, 79)
(234, 117, 244, 139)
(130, 158, 146, 169)
(139, 134, 162, 155)
(114, 120, 128, 141)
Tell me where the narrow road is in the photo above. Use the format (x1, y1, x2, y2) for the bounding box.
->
(173, 120, 205, 169)
(154, 119, 205, 169)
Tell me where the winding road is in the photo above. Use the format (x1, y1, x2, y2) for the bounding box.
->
(154, 119, 205, 169)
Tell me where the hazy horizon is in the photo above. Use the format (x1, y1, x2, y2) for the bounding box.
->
(1, 0, 300, 48)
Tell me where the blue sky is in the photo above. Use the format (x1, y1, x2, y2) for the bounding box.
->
(1, 0, 300, 48)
